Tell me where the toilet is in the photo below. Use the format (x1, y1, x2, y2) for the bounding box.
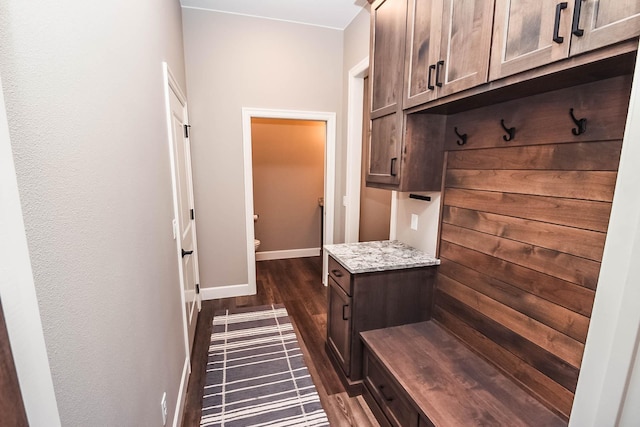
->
(253, 214, 260, 251)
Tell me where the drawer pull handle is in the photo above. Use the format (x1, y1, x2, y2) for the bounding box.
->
(427, 64, 436, 90)
(572, 0, 585, 36)
(342, 304, 349, 321)
(435, 60, 444, 87)
(390, 157, 398, 177)
(553, 2, 568, 44)
(378, 385, 394, 402)
(331, 269, 343, 278)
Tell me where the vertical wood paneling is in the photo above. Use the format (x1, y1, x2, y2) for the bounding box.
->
(434, 77, 630, 420)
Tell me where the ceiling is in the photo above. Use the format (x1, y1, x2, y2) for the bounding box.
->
(179, 0, 368, 30)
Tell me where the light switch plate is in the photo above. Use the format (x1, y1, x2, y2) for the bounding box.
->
(411, 214, 418, 230)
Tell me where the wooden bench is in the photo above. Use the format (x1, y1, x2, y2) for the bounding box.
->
(360, 322, 567, 427)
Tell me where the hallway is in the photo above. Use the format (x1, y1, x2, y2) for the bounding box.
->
(182, 257, 378, 426)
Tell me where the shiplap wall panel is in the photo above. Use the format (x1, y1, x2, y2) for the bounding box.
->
(442, 206, 606, 261)
(434, 306, 576, 416)
(446, 141, 623, 171)
(434, 76, 631, 420)
(439, 241, 596, 316)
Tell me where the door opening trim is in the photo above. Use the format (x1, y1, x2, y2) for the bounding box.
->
(242, 108, 336, 289)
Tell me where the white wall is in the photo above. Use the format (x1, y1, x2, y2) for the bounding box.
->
(395, 192, 441, 255)
(0, 0, 189, 425)
(182, 9, 344, 289)
(569, 45, 640, 426)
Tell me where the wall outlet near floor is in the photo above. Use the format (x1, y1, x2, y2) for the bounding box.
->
(161, 392, 168, 425)
(411, 214, 419, 230)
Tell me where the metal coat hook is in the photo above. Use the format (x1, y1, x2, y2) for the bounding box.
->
(454, 127, 467, 146)
(569, 108, 587, 136)
(500, 119, 516, 142)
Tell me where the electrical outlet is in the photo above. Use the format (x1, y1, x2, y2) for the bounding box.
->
(161, 392, 168, 426)
(411, 214, 419, 230)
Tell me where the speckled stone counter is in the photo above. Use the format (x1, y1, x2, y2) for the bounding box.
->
(323, 240, 440, 274)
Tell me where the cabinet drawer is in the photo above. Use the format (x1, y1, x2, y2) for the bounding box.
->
(328, 256, 351, 295)
(364, 349, 419, 427)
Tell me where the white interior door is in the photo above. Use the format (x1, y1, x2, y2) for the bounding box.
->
(165, 66, 200, 355)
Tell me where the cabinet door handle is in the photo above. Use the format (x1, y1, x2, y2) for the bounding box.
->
(378, 384, 394, 402)
(572, 0, 585, 36)
(331, 269, 343, 278)
(553, 2, 568, 44)
(390, 157, 397, 177)
(342, 304, 349, 321)
(427, 64, 436, 90)
(435, 60, 444, 87)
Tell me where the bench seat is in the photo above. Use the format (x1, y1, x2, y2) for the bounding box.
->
(360, 321, 567, 427)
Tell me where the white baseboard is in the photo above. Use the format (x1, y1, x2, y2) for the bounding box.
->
(173, 356, 190, 427)
(255, 247, 321, 261)
(200, 283, 253, 300)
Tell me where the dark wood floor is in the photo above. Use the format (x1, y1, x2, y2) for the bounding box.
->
(181, 256, 378, 427)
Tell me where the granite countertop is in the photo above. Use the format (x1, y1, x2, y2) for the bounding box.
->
(323, 240, 440, 274)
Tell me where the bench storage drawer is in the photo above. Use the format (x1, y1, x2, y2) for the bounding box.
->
(363, 347, 418, 427)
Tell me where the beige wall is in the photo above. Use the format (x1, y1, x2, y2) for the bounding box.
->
(0, 0, 188, 425)
(341, 7, 372, 243)
(182, 9, 343, 288)
(252, 118, 325, 252)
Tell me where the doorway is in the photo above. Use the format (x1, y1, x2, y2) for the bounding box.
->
(251, 118, 326, 261)
(242, 109, 336, 290)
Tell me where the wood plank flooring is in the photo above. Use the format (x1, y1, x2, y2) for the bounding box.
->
(181, 256, 379, 427)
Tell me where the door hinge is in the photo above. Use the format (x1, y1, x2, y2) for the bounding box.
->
(184, 124, 191, 138)
(195, 284, 200, 294)
(190, 209, 195, 220)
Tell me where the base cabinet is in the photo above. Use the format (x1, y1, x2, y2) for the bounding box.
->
(327, 277, 352, 375)
(325, 255, 436, 393)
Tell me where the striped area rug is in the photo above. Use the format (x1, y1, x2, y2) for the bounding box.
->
(200, 304, 329, 427)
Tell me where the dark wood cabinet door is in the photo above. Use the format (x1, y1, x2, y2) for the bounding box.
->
(437, 0, 494, 97)
(371, 0, 408, 116)
(490, 0, 573, 80)
(367, 112, 403, 186)
(327, 278, 352, 376)
(570, 0, 640, 56)
(403, 0, 442, 108)
(368, 0, 408, 188)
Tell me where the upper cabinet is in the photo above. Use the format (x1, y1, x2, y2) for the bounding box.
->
(404, 0, 495, 109)
(570, 0, 640, 55)
(365, 0, 638, 190)
(368, 0, 408, 187)
(490, 0, 640, 80)
(371, 0, 407, 117)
